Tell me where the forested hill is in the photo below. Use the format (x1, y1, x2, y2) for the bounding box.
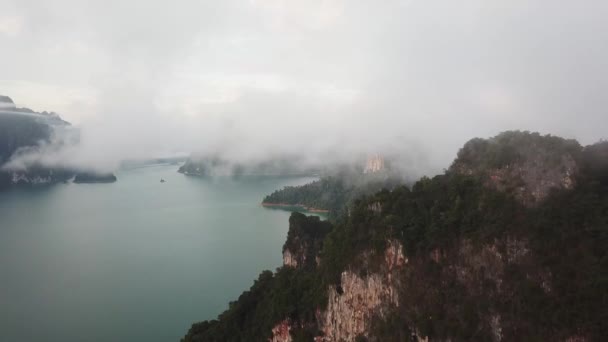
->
(178, 155, 319, 177)
(262, 170, 405, 219)
(184, 131, 608, 342)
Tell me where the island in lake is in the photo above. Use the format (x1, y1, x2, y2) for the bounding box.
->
(73, 172, 117, 183)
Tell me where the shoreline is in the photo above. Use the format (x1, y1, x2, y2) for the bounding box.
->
(261, 202, 330, 213)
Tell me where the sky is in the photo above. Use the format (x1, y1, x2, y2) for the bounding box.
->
(1, 0, 607, 174)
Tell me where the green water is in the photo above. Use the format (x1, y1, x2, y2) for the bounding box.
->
(0, 164, 317, 342)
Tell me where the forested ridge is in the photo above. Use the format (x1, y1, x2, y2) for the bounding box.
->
(263, 171, 404, 219)
(184, 132, 608, 342)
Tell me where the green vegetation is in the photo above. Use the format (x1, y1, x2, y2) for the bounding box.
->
(183, 215, 328, 342)
(283, 213, 332, 269)
(263, 171, 404, 220)
(452, 130, 581, 172)
(73, 172, 117, 183)
(184, 132, 608, 341)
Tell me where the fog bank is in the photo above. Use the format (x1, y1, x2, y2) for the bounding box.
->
(1, 1, 607, 176)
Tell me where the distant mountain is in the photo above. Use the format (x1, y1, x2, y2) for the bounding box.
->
(178, 155, 320, 177)
(0, 95, 15, 108)
(0, 95, 113, 189)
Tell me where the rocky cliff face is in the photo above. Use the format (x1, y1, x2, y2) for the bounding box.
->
(184, 131, 607, 342)
(283, 249, 300, 268)
(270, 233, 583, 342)
(282, 213, 331, 269)
(314, 240, 406, 342)
(450, 131, 581, 206)
(270, 320, 292, 342)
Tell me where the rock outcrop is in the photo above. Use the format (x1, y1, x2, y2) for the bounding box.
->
(318, 271, 398, 341)
(364, 155, 386, 174)
(184, 132, 608, 342)
(270, 320, 292, 342)
(450, 131, 581, 206)
(282, 212, 331, 269)
(315, 240, 406, 341)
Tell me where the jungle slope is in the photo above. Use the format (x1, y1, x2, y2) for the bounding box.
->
(183, 131, 608, 342)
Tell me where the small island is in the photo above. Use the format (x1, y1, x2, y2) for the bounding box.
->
(73, 172, 117, 184)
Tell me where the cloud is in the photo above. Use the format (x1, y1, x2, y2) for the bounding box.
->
(0, 15, 23, 36)
(1, 0, 607, 176)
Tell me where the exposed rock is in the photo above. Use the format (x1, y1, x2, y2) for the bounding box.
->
(317, 272, 397, 341)
(182, 132, 606, 342)
(367, 201, 382, 214)
(364, 154, 386, 174)
(282, 212, 331, 269)
(384, 239, 407, 270)
(316, 240, 406, 342)
(489, 314, 503, 342)
(283, 249, 299, 268)
(269, 319, 292, 342)
(451, 131, 581, 206)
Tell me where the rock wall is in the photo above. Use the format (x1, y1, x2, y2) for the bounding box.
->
(451, 132, 581, 207)
(282, 213, 331, 269)
(283, 249, 299, 268)
(317, 271, 398, 341)
(315, 240, 406, 342)
(364, 155, 385, 174)
(270, 320, 292, 342)
(483, 155, 577, 206)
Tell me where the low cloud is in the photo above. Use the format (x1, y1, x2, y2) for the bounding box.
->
(1, 0, 607, 177)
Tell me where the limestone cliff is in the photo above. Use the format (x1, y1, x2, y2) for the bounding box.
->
(450, 131, 581, 206)
(270, 320, 292, 342)
(183, 132, 608, 342)
(363, 155, 385, 174)
(314, 240, 406, 342)
(282, 212, 331, 269)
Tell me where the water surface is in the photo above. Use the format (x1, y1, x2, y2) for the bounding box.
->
(0, 164, 316, 342)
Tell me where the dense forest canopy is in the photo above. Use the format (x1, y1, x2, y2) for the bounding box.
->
(263, 170, 405, 220)
(184, 132, 608, 341)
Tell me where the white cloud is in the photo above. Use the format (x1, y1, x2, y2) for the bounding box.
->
(1, 0, 607, 173)
(0, 15, 23, 36)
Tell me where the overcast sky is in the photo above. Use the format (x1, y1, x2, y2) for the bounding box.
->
(1, 0, 607, 173)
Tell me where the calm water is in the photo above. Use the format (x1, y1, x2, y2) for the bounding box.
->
(0, 164, 317, 342)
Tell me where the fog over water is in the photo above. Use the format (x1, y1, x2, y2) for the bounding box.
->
(1, 1, 607, 174)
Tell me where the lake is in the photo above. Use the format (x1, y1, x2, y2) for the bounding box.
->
(0, 164, 317, 342)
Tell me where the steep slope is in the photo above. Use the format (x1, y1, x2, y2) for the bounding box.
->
(183, 131, 608, 342)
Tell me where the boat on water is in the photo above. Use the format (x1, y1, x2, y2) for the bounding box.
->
(160, 178, 166, 183)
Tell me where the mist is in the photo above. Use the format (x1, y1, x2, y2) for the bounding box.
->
(2, 0, 607, 177)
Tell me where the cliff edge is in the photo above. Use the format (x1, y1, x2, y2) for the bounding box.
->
(183, 131, 608, 342)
